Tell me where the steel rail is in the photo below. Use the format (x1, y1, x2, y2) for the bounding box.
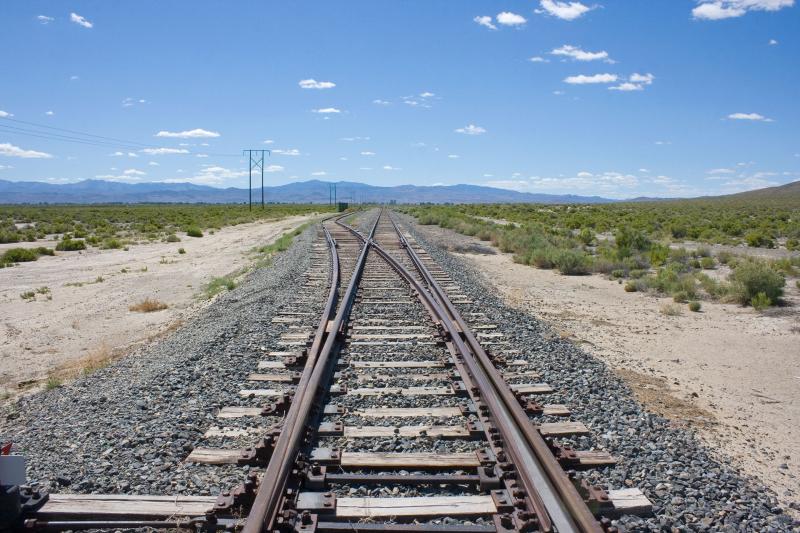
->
(336, 211, 600, 533)
(242, 214, 380, 533)
(384, 212, 602, 533)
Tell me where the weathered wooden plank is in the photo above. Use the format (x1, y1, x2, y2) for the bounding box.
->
(186, 448, 242, 464)
(350, 361, 443, 369)
(248, 373, 296, 382)
(608, 488, 653, 516)
(339, 452, 480, 468)
(354, 373, 449, 383)
(239, 389, 283, 397)
(335, 495, 496, 518)
(37, 493, 217, 518)
(357, 407, 462, 418)
(347, 386, 453, 396)
(543, 404, 571, 416)
(575, 450, 616, 466)
(257, 361, 287, 369)
(217, 406, 263, 418)
(341, 425, 469, 438)
(349, 334, 434, 340)
(510, 383, 554, 394)
(539, 421, 590, 437)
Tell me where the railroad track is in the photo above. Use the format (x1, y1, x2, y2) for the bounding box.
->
(11, 209, 650, 532)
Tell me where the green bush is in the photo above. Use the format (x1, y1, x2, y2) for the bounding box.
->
(611, 269, 625, 279)
(786, 238, 799, 251)
(186, 227, 203, 238)
(553, 249, 590, 275)
(102, 238, 122, 249)
(2, 248, 38, 262)
(717, 251, 733, 264)
(166, 234, 181, 242)
(178, 247, 186, 254)
(688, 301, 702, 312)
(56, 238, 86, 251)
(728, 260, 784, 306)
(672, 290, 689, 303)
(700, 257, 715, 269)
(750, 292, 772, 311)
(745, 231, 775, 249)
(624, 281, 637, 292)
(648, 244, 669, 266)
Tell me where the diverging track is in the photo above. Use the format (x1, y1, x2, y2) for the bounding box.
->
(16, 210, 650, 533)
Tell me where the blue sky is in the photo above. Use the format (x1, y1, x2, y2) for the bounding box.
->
(0, 0, 798, 199)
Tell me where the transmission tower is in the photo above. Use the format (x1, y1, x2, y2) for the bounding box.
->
(243, 149, 270, 210)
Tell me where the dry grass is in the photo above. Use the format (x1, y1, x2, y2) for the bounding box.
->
(129, 297, 168, 313)
(660, 303, 683, 316)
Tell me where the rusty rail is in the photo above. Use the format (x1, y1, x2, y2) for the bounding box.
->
(242, 215, 380, 533)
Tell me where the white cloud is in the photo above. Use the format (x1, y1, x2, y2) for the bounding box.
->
(488, 171, 639, 195)
(609, 82, 642, 91)
(155, 128, 220, 138)
(707, 168, 735, 175)
(37, 15, 54, 24)
(448, 154, 460, 159)
(123, 169, 146, 176)
(360, 151, 376, 156)
(420, 91, 435, 98)
(564, 73, 617, 84)
(45, 110, 54, 116)
(70, 12, 93, 28)
(474, 15, 497, 30)
(263, 139, 274, 145)
(655, 140, 672, 145)
(299, 79, 336, 90)
(551, 45, 609, 61)
(630, 72, 655, 84)
(171, 166, 249, 185)
(140, 148, 190, 155)
(455, 124, 487, 135)
(341, 136, 371, 141)
(196, 154, 208, 158)
(692, 0, 793, 20)
(272, 148, 301, 156)
(537, 0, 595, 20)
(265, 164, 284, 172)
(769, 38, 779, 45)
(311, 171, 327, 176)
(372, 99, 391, 105)
(529, 56, 550, 63)
(148, 161, 160, 166)
(727, 112, 773, 121)
(608, 73, 655, 91)
(383, 165, 401, 171)
(497, 12, 527, 25)
(313, 107, 341, 114)
(0, 143, 52, 159)
(70, 75, 79, 81)
(553, 90, 565, 95)
(122, 97, 148, 108)
(0, 110, 11, 118)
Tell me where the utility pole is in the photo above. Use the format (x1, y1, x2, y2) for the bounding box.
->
(243, 149, 270, 210)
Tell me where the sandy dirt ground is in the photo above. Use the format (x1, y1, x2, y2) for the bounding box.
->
(411, 222, 800, 510)
(1, 214, 318, 396)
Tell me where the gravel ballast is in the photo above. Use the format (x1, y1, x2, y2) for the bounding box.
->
(1, 225, 327, 497)
(394, 211, 797, 532)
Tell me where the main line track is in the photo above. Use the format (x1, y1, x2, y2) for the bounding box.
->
(14, 209, 650, 533)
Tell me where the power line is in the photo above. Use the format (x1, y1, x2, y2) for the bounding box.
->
(0, 124, 148, 150)
(0, 116, 156, 148)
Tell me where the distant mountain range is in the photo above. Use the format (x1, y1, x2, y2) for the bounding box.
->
(1, 178, 797, 205)
(0, 179, 615, 204)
